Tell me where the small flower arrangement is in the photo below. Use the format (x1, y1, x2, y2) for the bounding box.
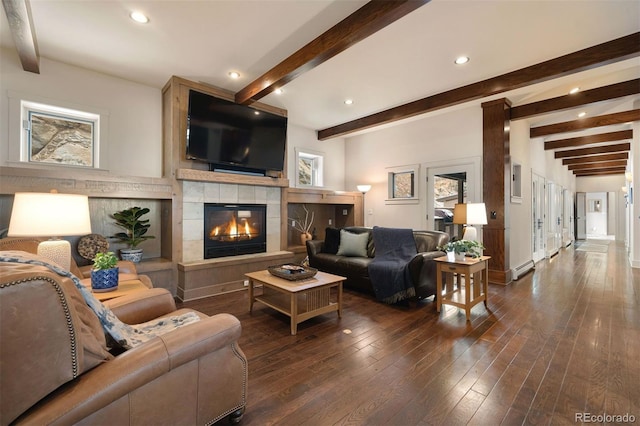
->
(438, 239, 485, 258)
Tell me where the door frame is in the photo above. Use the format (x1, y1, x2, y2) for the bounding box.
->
(423, 156, 482, 231)
(532, 171, 545, 263)
(575, 192, 587, 240)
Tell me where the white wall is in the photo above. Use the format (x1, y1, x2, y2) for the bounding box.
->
(510, 119, 534, 270)
(0, 47, 163, 177)
(1, 48, 320, 186)
(630, 108, 640, 267)
(584, 192, 608, 236)
(344, 106, 482, 229)
(286, 123, 345, 191)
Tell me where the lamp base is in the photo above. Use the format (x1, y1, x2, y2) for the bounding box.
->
(37, 239, 71, 271)
(462, 226, 478, 241)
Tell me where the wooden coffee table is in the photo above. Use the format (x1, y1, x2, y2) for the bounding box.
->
(246, 269, 345, 335)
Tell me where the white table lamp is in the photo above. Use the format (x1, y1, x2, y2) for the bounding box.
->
(453, 203, 487, 241)
(8, 192, 92, 271)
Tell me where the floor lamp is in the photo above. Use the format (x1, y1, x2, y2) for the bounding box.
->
(8, 192, 92, 271)
(357, 185, 371, 226)
(453, 203, 487, 241)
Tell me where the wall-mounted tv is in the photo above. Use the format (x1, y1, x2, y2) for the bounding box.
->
(186, 89, 287, 174)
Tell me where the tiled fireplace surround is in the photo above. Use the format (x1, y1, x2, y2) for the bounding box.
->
(176, 178, 296, 301)
(181, 180, 282, 263)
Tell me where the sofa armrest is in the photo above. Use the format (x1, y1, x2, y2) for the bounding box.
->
(306, 240, 324, 256)
(14, 314, 245, 425)
(416, 250, 446, 262)
(409, 250, 446, 299)
(103, 288, 177, 324)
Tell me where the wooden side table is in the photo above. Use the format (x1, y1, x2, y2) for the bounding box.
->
(435, 255, 490, 321)
(80, 278, 149, 301)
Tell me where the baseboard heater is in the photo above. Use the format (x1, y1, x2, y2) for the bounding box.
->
(512, 260, 535, 280)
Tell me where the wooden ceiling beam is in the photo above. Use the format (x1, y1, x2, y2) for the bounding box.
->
(235, 0, 430, 105)
(530, 109, 640, 138)
(554, 142, 630, 158)
(2, 0, 39, 73)
(511, 79, 640, 120)
(317, 32, 640, 140)
(562, 152, 628, 165)
(568, 160, 627, 171)
(574, 168, 626, 176)
(544, 129, 632, 150)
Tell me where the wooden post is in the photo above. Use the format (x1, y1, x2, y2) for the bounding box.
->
(482, 98, 512, 285)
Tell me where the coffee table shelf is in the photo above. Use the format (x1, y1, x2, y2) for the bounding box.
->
(246, 269, 345, 335)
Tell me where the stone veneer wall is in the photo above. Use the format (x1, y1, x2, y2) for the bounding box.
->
(181, 180, 282, 263)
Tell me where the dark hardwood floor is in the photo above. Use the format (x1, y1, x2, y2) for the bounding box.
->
(181, 241, 639, 425)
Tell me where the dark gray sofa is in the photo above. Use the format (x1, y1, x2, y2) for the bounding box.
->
(306, 226, 449, 301)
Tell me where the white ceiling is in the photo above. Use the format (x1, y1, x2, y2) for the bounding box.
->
(1, 0, 639, 136)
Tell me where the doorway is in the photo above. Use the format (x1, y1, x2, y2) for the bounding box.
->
(532, 172, 545, 262)
(425, 158, 480, 239)
(546, 181, 563, 257)
(576, 192, 586, 240)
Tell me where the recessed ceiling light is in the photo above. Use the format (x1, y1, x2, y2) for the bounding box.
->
(578, 111, 586, 118)
(228, 71, 240, 79)
(130, 11, 149, 24)
(274, 88, 283, 95)
(454, 56, 469, 65)
(569, 87, 580, 94)
(254, 110, 260, 115)
(344, 99, 353, 105)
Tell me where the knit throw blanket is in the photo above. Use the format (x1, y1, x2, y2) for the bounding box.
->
(368, 226, 417, 304)
(0, 251, 200, 349)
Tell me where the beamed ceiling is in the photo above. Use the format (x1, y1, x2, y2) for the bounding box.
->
(530, 108, 638, 177)
(2, 0, 639, 179)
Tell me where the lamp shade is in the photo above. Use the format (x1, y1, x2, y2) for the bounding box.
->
(8, 192, 92, 237)
(357, 184, 371, 194)
(452, 203, 488, 226)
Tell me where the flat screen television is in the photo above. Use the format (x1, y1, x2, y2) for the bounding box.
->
(186, 89, 287, 174)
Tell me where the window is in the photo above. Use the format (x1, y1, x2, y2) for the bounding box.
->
(386, 164, 419, 204)
(21, 100, 100, 168)
(296, 149, 324, 188)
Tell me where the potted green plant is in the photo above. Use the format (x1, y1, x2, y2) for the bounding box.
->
(90, 251, 119, 292)
(439, 239, 485, 261)
(111, 206, 155, 263)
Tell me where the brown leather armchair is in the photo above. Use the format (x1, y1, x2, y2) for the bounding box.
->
(0, 253, 248, 425)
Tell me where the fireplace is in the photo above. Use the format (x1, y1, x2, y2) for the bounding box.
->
(203, 203, 267, 259)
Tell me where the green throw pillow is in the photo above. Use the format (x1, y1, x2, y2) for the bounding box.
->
(336, 230, 369, 257)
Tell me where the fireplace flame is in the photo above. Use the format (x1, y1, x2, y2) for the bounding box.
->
(209, 215, 256, 241)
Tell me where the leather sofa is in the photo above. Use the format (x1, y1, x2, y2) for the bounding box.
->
(306, 226, 449, 300)
(0, 251, 248, 425)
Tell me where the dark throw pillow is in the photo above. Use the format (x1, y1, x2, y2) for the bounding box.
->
(323, 227, 341, 254)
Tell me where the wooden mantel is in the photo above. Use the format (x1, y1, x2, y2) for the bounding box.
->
(176, 168, 289, 187)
